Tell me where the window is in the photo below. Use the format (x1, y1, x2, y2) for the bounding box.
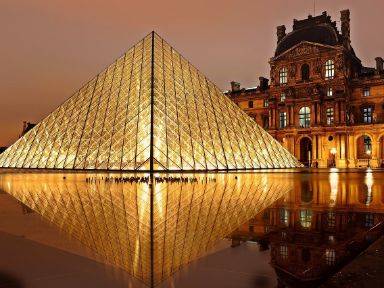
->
(326, 107, 334, 125)
(280, 245, 288, 260)
(279, 67, 288, 84)
(327, 211, 336, 228)
(264, 99, 269, 107)
(325, 249, 336, 266)
(299, 107, 311, 128)
(248, 100, 253, 108)
(280, 93, 286, 102)
(363, 87, 370, 96)
(363, 136, 372, 152)
(263, 116, 269, 129)
(364, 214, 374, 227)
(280, 112, 287, 128)
(363, 107, 372, 123)
(327, 87, 333, 97)
(301, 63, 310, 80)
(325, 59, 335, 79)
(300, 209, 312, 228)
(280, 208, 288, 225)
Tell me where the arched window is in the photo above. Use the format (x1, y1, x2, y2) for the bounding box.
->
(299, 107, 311, 128)
(325, 59, 335, 79)
(301, 64, 310, 80)
(279, 67, 288, 84)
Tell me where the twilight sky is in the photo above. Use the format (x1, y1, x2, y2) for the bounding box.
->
(0, 0, 383, 146)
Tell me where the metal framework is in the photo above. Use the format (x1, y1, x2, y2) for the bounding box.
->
(0, 32, 301, 171)
(0, 172, 292, 286)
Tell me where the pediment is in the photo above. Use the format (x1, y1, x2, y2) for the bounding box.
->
(271, 41, 339, 62)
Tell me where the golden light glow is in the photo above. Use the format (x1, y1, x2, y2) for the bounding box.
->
(0, 33, 301, 171)
(0, 172, 293, 286)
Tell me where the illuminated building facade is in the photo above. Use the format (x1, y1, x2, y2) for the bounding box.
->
(228, 10, 384, 168)
(0, 32, 300, 171)
(231, 171, 384, 286)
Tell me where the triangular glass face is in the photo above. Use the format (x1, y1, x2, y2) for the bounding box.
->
(0, 172, 293, 287)
(0, 32, 301, 171)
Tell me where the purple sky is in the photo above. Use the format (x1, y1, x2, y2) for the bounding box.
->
(1, 0, 383, 146)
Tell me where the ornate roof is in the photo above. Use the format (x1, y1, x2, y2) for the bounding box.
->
(275, 12, 341, 56)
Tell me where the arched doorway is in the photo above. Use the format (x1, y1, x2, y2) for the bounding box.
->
(356, 135, 372, 167)
(299, 137, 312, 167)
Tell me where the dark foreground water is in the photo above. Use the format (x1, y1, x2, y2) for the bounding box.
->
(0, 168, 382, 288)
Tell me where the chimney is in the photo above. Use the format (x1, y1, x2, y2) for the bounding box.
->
(375, 57, 383, 74)
(340, 10, 351, 46)
(259, 77, 269, 90)
(276, 25, 286, 43)
(230, 81, 241, 92)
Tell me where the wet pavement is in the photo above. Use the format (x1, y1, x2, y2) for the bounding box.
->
(322, 236, 384, 288)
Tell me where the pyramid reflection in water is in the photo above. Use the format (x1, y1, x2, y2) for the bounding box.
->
(0, 172, 293, 286)
(0, 32, 300, 170)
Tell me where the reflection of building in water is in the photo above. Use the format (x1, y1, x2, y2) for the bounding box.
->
(0, 173, 292, 287)
(227, 10, 384, 168)
(231, 172, 384, 287)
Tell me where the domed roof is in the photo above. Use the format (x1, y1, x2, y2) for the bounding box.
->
(275, 13, 341, 56)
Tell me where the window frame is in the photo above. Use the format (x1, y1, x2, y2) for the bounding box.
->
(363, 87, 370, 96)
(299, 106, 311, 128)
(363, 106, 373, 123)
(280, 112, 287, 128)
(326, 107, 334, 125)
(325, 59, 335, 80)
(248, 100, 253, 108)
(279, 67, 288, 84)
(327, 87, 333, 97)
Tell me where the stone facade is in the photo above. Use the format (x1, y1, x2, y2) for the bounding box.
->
(227, 10, 384, 168)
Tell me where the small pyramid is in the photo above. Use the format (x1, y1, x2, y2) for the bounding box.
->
(0, 32, 301, 170)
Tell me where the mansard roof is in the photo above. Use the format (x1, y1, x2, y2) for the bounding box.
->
(275, 12, 342, 56)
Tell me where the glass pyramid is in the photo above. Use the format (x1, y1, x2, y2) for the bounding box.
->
(0, 32, 301, 171)
(0, 172, 292, 287)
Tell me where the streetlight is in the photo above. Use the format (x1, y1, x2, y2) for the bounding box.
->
(330, 148, 337, 168)
(366, 149, 371, 168)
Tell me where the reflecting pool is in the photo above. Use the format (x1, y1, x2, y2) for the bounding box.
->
(0, 169, 383, 288)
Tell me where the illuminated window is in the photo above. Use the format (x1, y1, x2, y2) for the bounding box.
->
(299, 107, 311, 128)
(363, 107, 372, 123)
(279, 67, 288, 84)
(280, 93, 286, 102)
(327, 211, 336, 228)
(326, 108, 334, 125)
(325, 60, 335, 79)
(363, 87, 370, 96)
(300, 209, 312, 228)
(327, 87, 333, 97)
(280, 244, 288, 260)
(325, 249, 336, 265)
(280, 208, 288, 225)
(280, 112, 287, 128)
(248, 100, 253, 108)
(264, 99, 269, 107)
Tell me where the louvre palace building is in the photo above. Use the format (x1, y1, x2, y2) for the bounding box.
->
(227, 10, 384, 168)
